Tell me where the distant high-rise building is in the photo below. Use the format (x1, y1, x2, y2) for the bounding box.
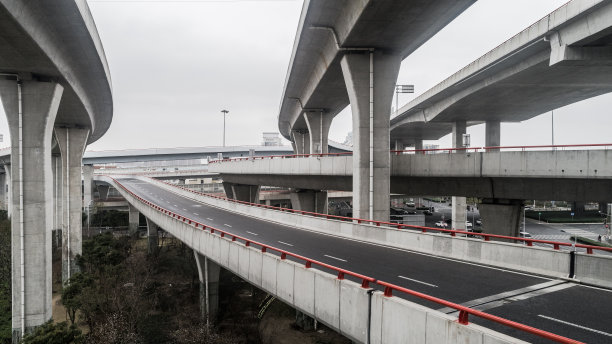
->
(262, 132, 282, 146)
(343, 131, 353, 146)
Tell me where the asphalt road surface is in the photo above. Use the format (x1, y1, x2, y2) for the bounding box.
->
(117, 178, 612, 343)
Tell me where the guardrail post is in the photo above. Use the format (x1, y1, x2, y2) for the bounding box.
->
(458, 310, 469, 325)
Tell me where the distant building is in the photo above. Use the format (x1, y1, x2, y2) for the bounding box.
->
(423, 144, 439, 154)
(343, 132, 353, 146)
(262, 132, 282, 146)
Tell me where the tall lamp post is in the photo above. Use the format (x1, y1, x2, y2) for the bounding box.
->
(221, 109, 229, 147)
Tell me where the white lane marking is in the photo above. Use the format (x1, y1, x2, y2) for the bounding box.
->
(223, 224, 232, 228)
(206, 218, 213, 221)
(246, 231, 259, 236)
(324, 254, 347, 262)
(174, 204, 178, 207)
(193, 213, 199, 215)
(398, 275, 438, 288)
(278, 241, 293, 247)
(183, 208, 187, 211)
(538, 315, 612, 337)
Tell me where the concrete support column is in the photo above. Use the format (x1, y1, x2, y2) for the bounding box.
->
(82, 164, 94, 208)
(485, 120, 501, 151)
(304, 112, 332, 154)
(55, 127, 90, 284)
(128, 203, 140, 235)
(145, 217, 159, 254)
(222, 182, 260, 203)
(452, 121, 467, 230)
(341, 51, 401, 222)
(194, 252, 221, 323)
(0, 173, 5, 211)
(97, 184, 110, 201)
(414, 139, 423, 151)
(0, 80, 63, 339)
(392, 140, 405, 151)
(479, 199, 524, 237)
(3, 164, 11, 218)
(571, 201, 586, 215)
(291, 130, 310, 155)
(289, 189, 328, 214)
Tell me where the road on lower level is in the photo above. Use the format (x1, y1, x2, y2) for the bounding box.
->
(117, 178, 612, 343)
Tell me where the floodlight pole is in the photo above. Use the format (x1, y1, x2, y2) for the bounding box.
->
(221, 109, 229, 147)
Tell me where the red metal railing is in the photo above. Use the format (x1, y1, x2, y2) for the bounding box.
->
(106, 175, 585, 344)
(152, 178, 612, 255)
(377, 281, 583, 344)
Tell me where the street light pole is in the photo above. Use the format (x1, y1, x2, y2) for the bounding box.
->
(221, 109, 229, 147)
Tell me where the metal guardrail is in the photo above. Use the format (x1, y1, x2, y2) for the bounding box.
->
(108, 175, 585, 344)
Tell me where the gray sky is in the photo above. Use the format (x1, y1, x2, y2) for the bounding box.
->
(2, 0, 610, 151)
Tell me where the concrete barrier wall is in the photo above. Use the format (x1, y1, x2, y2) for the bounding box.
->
(141, 176, 572, 280)
(101, 175, 526, 344)
(575, 253, 612, 289)
(209, 150, 612, 180)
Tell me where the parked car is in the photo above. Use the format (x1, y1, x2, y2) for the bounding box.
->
(406, 210, 417, 215)
(405, 201, 415, 207)
(466, 221, 473, 229)
(519, 231, 532, 238)
(476, 219, 482, 226)
(423, 210, 433, 216)
(435, 221, 448, 228)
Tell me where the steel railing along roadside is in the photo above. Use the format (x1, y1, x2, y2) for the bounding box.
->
(154, 178, 612, 255)
(107, 176, 585, 344)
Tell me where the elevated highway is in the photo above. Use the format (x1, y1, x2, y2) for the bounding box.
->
(208, 145, 612, 201)
(390, 0, 612, 147)
(278, 0, 476, 221)
(98, 175, 612, 343)
(0, 0, 113, 338)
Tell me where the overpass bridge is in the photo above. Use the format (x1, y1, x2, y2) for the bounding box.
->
(0, 0, 113, 339)
(209, 144, 612, 236)
(96, 175, 612, 344)
(277, 0, 612, 225)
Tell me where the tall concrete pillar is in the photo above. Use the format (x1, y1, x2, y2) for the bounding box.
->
(485, 120, 501, 151)
(51, 154, 63, 250)
(97, 184, 110, 200)
(3, 164, 11, 218)
(82, 164, 94, 208)
(55, 127, 90, 284)
(0, 80, 63, 340)
(452, 121, 467, 230)
(479, 199, 523, 237)
(289, 189, 328, 214)
(571, 201, 586, 216)
(194, 252, 221, 323)
(128, 203, 140, 235)
(145, 217, 159, 254)
(0, 173, 4, 211)
(341, 51, 401, 222)
(291, 130, 310, 155)
(414, 139, 423, 151)
(222, 182, 260, 203)
(304, 112, 332, 154)
(392, 140, 405, 151)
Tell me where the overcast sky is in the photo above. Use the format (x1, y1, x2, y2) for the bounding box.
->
(2, 0, 610, 151)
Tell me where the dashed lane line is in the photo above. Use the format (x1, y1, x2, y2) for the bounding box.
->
(398, 275, 438, 288)
(246, 231, 258, 236)
(324, 254, 347, 262)
(278, 241, 293, 247)
(538, 315, 612, 337)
